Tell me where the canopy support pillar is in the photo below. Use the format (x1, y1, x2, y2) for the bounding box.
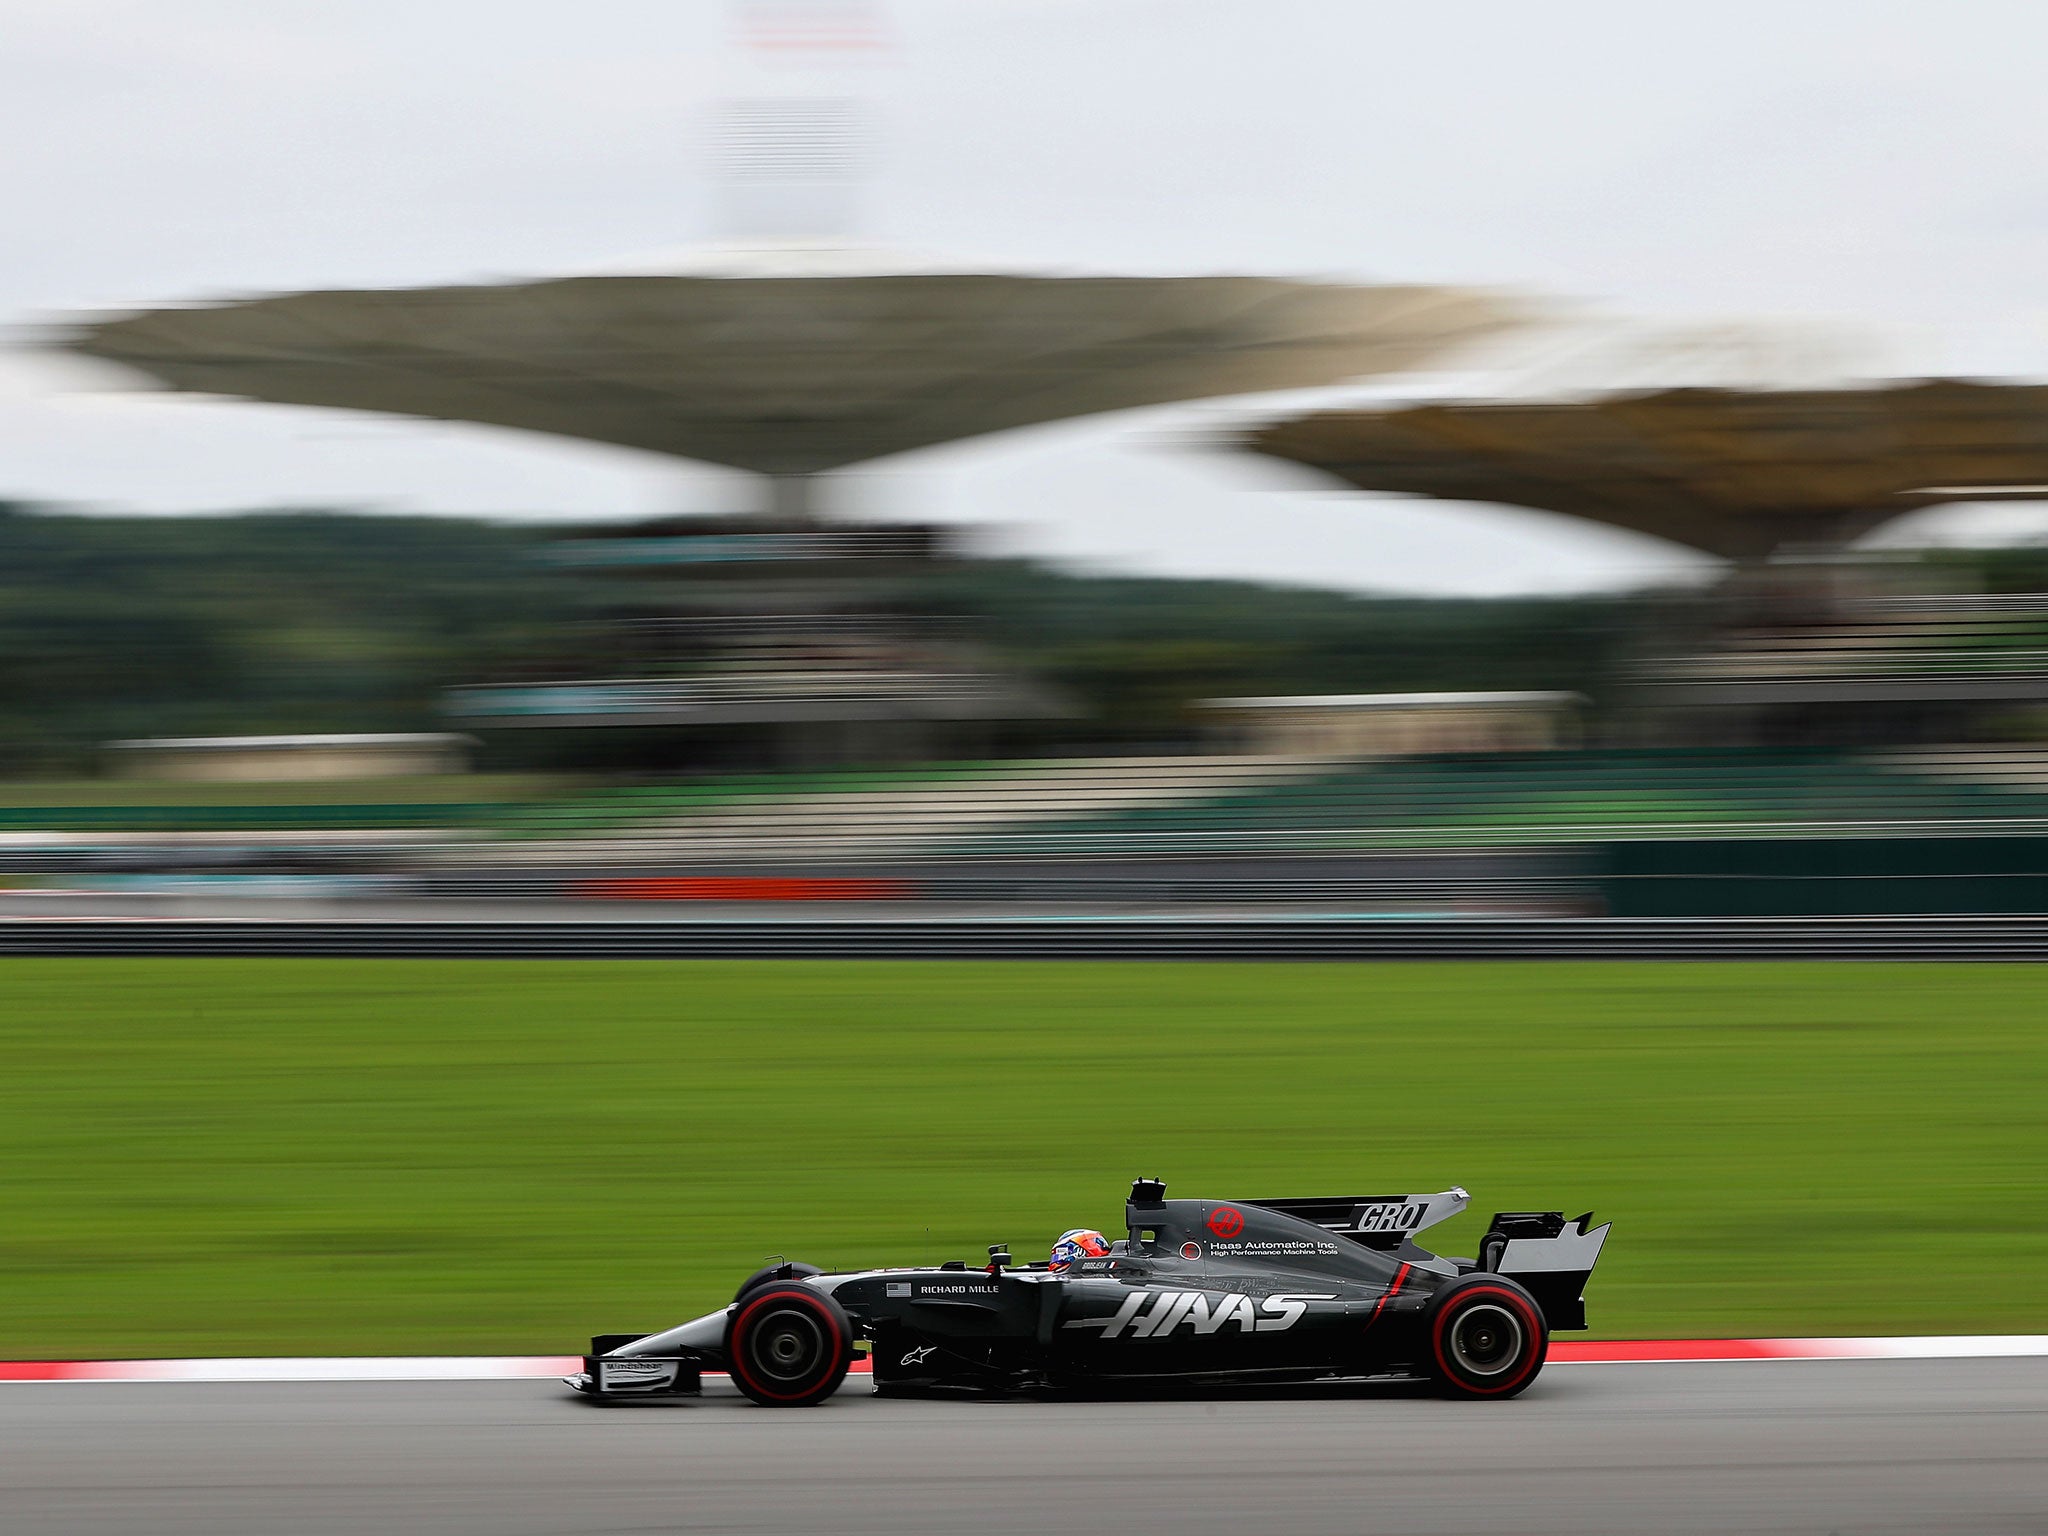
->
(766, 473, 819, 525)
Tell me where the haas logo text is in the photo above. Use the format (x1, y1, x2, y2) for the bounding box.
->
(1065, 1290, 1335, 1340)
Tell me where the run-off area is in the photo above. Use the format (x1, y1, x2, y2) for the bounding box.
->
(3, 1360, 2045, 1536)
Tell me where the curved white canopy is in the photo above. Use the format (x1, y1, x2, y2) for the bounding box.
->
(1247, 378, 2048, 560)
(63, 259, 1516, 477)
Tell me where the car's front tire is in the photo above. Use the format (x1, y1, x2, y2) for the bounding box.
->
(734, 1261, 824, 1304)
(1422, 1276, 1547, 1399)
(725, 1284, 854, 1407)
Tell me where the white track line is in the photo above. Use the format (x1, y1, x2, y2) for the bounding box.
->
(5, 1337, 2046, 1384)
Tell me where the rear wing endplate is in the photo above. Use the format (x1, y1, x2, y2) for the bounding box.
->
(1482, 1211, 1610, 1331)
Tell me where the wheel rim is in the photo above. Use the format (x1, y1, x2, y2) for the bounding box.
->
(1448, 1302, 1524, 1377)
(748, 1306, 828, 1383)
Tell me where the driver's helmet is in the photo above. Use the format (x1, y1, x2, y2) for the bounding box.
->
(1048, 1228, 1111, 1273)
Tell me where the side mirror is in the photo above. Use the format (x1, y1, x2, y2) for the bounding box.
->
(986, 1243, 1013, 1272)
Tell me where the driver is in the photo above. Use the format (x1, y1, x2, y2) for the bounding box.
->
(1047, 1228, 1111, 1273)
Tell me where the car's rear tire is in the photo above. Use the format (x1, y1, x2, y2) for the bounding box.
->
(1423, 1276, 1547, 1399)
(734, 1261, 824, 1304)
(725, 1284, 854, 1407)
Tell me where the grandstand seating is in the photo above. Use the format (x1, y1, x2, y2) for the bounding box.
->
(473, 756, 1338, 863)
(1637, 593, 2048, 686)
(0, 804, 484, 832)
(938, 748, 2048, 858)
(463, 746, 2048, 865)
(1871, 745, 2048, 791)
(47, 747, 2048, 868)
(478, 762, 1004, 837)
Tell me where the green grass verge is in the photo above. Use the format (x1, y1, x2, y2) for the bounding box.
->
(2, 959, 2042, 1356)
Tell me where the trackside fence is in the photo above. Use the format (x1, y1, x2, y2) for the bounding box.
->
(6, 917, 2048, 959)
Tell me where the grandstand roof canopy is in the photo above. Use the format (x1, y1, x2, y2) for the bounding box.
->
(1246, 379, 2048, 559)
(61, 257, 1514, 477)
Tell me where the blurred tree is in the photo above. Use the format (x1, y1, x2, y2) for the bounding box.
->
(0, 506, 573, 774)
(0, 505, 1660, 774)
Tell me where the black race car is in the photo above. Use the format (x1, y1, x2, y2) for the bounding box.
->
(568, 1178, 1609, 1405)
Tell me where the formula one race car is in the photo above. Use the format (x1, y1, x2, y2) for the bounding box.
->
(568, 1179, 1609, 1405)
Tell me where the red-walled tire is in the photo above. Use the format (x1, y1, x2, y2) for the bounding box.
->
(1423, 1276, 1548, 1399)
(725, 1285, 854, 1407)
(734, 1261, 824, 1304)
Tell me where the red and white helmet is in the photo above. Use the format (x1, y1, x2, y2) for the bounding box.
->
(1048, 1228, 1111, 1272)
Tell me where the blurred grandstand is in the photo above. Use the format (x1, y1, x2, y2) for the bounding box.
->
(13, 735, 2048, 920)
(32, 269, 2048, 921)
(16, 533, 2048, 918)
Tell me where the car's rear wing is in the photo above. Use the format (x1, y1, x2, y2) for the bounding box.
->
(1244, 1188, 1471, 1246)
(1479, 1211, 1610, 1330)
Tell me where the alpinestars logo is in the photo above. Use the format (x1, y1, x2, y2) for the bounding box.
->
(900, 1345, 936, 1366)
(1064, 1291, 1336, 1340)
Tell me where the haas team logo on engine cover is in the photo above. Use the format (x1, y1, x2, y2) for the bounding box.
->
(1066, 1290, 1336, 1339)
(1205, 1206, 1245, 1238)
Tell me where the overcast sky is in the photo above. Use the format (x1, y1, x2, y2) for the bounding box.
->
(7, 0, 2048, 594)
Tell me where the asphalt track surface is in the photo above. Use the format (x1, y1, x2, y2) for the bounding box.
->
(8, 1360, 2045, 1535)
